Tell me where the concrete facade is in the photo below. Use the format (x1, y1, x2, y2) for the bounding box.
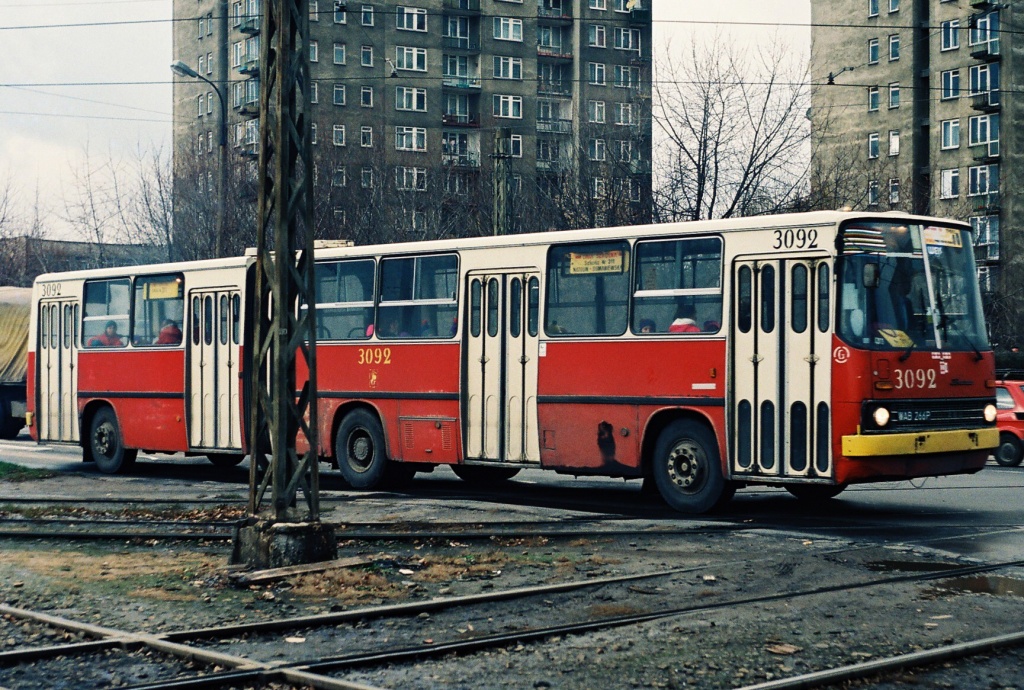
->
(171, 0, 653, 240)
(811, 0, 1018, 334)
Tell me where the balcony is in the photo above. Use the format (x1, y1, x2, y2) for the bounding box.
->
(970, 41, 1000, 62)
(239, 57, 259, 75)
(442, 113, 480, 128)
(443, 35, 480, 52)
(537, 45, 573, 60)
(443, 0, 480, 13)
(537, 79, 571, 97)
(629, 7, 651, 24)
(240, 15, 260, 34)
(974, 140, 1000, 163)
(536, 159, 562, 173)
(442, 151, 481, 168)
(538, 6, 572, 23)
(971, 90, 1000, 112)
(628, 159, 651, 175)
(443, 74, 482, 89)
(537, 118, 572, 134)
(972, 191, 1000, 214)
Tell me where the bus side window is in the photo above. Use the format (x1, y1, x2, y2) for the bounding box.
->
(133, 274, 185, 347)
(632, 237, 722, 335)
(546, 241, 630, 337)
(82, 278, 130, 348)
(313, 258, 375, 340)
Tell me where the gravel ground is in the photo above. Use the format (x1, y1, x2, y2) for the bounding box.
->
(2, 471, 1024, 689)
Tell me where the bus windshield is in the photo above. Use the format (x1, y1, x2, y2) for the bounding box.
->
(838, 221, 988, 353)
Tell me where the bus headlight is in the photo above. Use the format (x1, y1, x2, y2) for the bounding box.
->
(984, 404, 997, 423)
(873, 406, 890, 427)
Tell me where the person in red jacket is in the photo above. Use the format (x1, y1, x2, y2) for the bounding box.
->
(154, 319, 182, 345)
(668, 304, 701, 333)
(88, 320, 124, 348)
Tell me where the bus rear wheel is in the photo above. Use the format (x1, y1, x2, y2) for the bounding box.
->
(89, 408, 137, 474)
(451, 465, 520, 483)
(786, 483, 846, 502)
(207, 453, 245, 469)
(995, 433, 1024, 467)
(652, 420, 730, 514)
(336, 409, 389, 489)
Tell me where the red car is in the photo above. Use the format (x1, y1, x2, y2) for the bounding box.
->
(995, 379, 1024, 467)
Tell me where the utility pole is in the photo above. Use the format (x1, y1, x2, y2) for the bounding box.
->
(232, 0, 336, 568)
(492, 127, 512, 236)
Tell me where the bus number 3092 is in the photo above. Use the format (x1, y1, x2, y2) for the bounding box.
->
(894, 368, 937, 389)
(772, 228, 818, 250)
(357, 348, 391, 365)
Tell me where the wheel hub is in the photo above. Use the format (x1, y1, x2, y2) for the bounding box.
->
(668, 444, 701, 490)
(349, 432, 372, 471)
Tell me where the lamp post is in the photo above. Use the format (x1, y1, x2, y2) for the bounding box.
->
(171, 60, 229, 257)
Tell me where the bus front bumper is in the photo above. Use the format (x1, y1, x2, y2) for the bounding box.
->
(842, 427, 999, 457)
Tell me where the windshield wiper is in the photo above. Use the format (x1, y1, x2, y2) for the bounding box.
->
(942, 314, 984, 362)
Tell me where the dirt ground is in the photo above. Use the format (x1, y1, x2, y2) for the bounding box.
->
(2, 471, 1024, 689)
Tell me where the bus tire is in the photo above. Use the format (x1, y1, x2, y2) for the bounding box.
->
(451, 465, 520, 483)
(336, 409, 389, 489)
(995, 433, 1024, 467)
(785, 483, 846, 502)
(652, 420, 729, 514)
(89, 408, 137, 474)
(207, 453, 245, 469)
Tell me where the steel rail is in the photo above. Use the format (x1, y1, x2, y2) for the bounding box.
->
(0, 529, 233, 541)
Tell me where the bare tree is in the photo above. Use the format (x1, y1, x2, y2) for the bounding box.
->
(653, 35, 810, 222)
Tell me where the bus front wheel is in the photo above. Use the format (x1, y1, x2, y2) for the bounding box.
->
(652, 420, 730, 514)
(336, 409, 389, 489)
(89, 408, 137, 474)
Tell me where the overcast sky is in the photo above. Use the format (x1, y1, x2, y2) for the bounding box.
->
(0, 0, 809, 239)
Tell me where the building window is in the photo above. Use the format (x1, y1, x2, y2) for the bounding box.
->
(614, 65, 640, 89)
(309, 0, 319, 21)
(395, 126, 427, 151)
(333, 84, 346, 106)
(395, 166, 427, 191)
(493, 94, 522, 118)
(941, 119, 960, 149)
(888, 34, 899, 61)
(311, 82, 319, 103)
(361, 5, 373, 26)
(334, 4, 346, 23)
(588, 100, 606, 123)
(493, 56, 522, 80)
(888, 83, 900, 108)
(868, 0, 879, 17)
(868, 38, 879, 64)
(968, 164, 998, 196)
(888, 130, 899, 156)
(589, 62, 606, 85)
(941, 70, 960, 99)
(510, 134, 522, 157)
(613, 27, 641, 52)
(396, 6, 427, 31)
(969, 114, 998, 147)
(889, 178, 900, 205)
(395, 86, 427, 111)
(589, 25, 606, 48)
(590, 0, 606, 7)
(361, 45, 373, 67)
(361, 126, 373, 148)
(972, 216, 1000, 262)
(361, 167, 374, 188)
(332, 124, 346, 146)
(888, 0, 898, 12)
(207, 93, 214, 115)
(941, 20, 960, 51)
(940, 169, 960, 199)
(868, 86, 879, 111)
(615, 102, 635, 126)
(969, 63, 998, 95)
(868, 180, 879, 206)
(588, 138, 606, 161)
(333, 43, 346, 64)
(868, 132, 879, 159)
(360, 86, 374, 107)
(395, 46, 427, 71)
(310, 123, 318, 145)
(309, 40, 319, 62)
(592, 178, 607, 200)
(493, 17, 523, 41)
(331, 166, 346, 187)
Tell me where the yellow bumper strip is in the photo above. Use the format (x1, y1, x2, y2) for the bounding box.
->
(842, 427, 999, 457)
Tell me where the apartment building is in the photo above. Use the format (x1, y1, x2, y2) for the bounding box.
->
(810, 0, 1017, 330)
(171, 0, 653, 244)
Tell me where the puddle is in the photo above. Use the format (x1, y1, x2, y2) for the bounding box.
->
(924, 576, 1024, 599)
(865, 560, 964, 573)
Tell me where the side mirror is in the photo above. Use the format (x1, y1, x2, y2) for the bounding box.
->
(863, 263, 880, 288)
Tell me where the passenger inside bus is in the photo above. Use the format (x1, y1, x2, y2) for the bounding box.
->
(639, 318, 656, 333)
(668, 304, 701, 333)
(87, 320, 124, 348)
(154, 319, 182, 345)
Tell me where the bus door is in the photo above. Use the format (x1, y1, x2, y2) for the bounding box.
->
(464, 271, 541, 463)
(36, 300, 79, 443)
(731, 256, 833, 480)
(187, 290, 242, 450)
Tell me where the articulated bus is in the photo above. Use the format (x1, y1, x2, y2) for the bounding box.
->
(27, 211, 998, 513)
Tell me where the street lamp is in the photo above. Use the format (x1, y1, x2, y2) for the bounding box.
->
(171, 59, 229, 257)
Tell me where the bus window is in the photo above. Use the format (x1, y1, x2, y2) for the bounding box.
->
(510, 278, 522, 338)
(791, 264, 808, 334)
(132, 274, 184, 346)
(738, 266, 752, 334)
(63, 305, 72, 349)
(83, 279, 130, 348)
(527, 276, 539, 337)
(219, 295, 229, 345)
(470, 279, 482, 338)
(313, 258, 375, 340)
(40, 305, 48, 349)
(487, 278, 499, 337)
(760, 265, 775, 333)
(632, 237, 722, 335)
(817, 264, 830, 333)
(232, 294, 241, 345)
(192, 296, 201, 345)
(204, 296, 214, 346)
(378, 254, 458, 339)
(546, 241, 629, 336)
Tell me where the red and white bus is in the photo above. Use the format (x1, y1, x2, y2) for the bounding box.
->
(27, 211, 999, 513)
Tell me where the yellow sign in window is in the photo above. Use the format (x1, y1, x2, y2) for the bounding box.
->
(569, 250, 624, 275)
